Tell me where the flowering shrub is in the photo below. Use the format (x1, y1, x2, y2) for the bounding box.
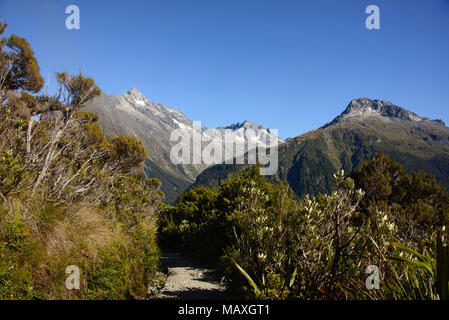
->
(159, 159, 449, 299)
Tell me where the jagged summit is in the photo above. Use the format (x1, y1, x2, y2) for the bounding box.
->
(83, 88, 284, 202)
(346, 98, 422, 120)
(124, 87, 148, 103)
(218, 120, 284, 144)
(222, 120, 259, 130)
(127, 87, 143, 96)
(322, 98, 444, 128)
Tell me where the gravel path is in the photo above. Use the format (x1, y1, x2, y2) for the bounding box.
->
(153, 251, 226, 300)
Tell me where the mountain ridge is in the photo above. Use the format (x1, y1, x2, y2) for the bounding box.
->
(82, 88, 283, 202)
(322, 98, 445, 129)
(194, 98, 449, 198)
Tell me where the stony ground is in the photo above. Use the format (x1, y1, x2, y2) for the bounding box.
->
(151, 251, 226, 300)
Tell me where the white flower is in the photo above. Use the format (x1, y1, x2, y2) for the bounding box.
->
(388, 222, 396, 231)
(257, 253, 267, 261)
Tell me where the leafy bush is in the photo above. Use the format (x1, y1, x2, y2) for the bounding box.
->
(0, 22, 164, 300)
(159, 157, 449, 300)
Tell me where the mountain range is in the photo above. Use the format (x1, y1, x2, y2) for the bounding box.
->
(82, 88, 283, 202)
(194, 98, 449, 198)
(83, 92, 449, 202)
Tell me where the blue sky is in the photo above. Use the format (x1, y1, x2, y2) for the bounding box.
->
(1, 0, 448, 139)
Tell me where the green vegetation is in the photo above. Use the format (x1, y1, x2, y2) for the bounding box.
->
(195, 114, 449, 200)
(0, 20, 163, 299)
(159, 157, 449, 300)
(2, 18, 448, 301)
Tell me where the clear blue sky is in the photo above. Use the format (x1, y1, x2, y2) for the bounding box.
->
(1, 0, 448, 139)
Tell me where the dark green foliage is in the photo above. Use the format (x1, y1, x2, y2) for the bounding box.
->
(436, 230, 449, 300)
(161, 156, 449, 300)
(194, 164, 247, 190)
(0, 31, 44, 93)
(350, 154, 449, 239)
(0, 149, 26, 197)
(0, 22, 163, 299)
(158, 186, 222, 263)
(160, 165, 270, 261)
(112, 134, 148, 174)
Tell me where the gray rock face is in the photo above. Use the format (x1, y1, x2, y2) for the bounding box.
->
(82, 88, 283, 202)
(322, 98, 444, 128)
(217, 120, 284, 147)
(83, 88, 201, 181)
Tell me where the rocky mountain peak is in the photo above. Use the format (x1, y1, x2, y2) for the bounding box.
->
(346, 98, 422, 120)
(223, 120, 258, 130)
(83, 88, 285, 202)
(124, 87, 149, 104)
(218, 120, 284, 144)
(127, 87, 143, 96)
(321, 98, 442, 128)
(346, 98, 391, 112)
